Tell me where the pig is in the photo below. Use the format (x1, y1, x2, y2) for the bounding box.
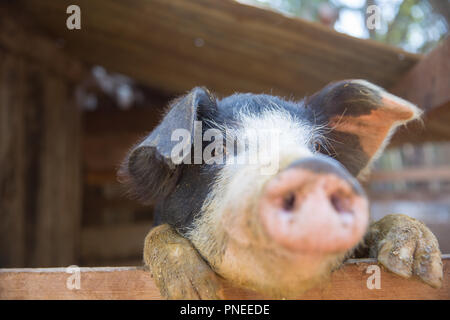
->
(119, 80, 443, 299)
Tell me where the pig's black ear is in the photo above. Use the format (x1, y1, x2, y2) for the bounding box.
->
(305, 80, 422, 178)
(118, 87, 217, 204)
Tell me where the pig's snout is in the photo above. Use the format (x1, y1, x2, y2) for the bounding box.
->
(259, 156, 369, 254)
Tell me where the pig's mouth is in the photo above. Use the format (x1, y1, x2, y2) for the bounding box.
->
(258, 156, 369, 255)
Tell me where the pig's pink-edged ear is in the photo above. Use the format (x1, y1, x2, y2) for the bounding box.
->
(305, 80, 422, 178)
(118, 87, 217, 204)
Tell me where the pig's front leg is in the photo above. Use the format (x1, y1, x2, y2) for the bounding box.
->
(362, 214, 443, 288)
(144, 224, 224, 299)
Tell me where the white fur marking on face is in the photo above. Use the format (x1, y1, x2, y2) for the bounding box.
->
(226, 109, 315, 171)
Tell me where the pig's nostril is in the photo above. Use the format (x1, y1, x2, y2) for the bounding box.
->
(282, 192, 296, 212)
(330, 193, 352, 215)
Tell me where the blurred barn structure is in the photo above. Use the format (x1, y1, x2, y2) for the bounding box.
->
(0, 0, 449, 275)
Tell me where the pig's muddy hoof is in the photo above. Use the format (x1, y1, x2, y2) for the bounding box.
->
(159, 263, 224, 300)
(368, 214, 443, 288)
(144, 224, 224, 299)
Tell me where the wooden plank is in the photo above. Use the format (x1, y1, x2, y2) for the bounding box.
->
(0, 5, 86, 83)
(18, 0, 419, 98)
(368, 191, 450, 202)
(391, 37, 449, 113)
(390, 37, 450, 146)
(0, 258, 449, 299)
(369, 166, 450, 182)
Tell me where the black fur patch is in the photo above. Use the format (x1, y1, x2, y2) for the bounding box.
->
(118, 87, 217, 204)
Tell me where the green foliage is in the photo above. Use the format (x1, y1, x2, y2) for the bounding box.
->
(244, 0, 449, 53)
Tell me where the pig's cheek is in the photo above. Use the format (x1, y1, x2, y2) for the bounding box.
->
(220, 207, 254, 246)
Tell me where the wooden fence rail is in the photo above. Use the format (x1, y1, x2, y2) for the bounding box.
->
(1, 257, 449, 299)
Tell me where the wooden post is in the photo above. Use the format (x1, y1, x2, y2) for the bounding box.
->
(390, 37, 450, 146)
(0, 7, 85, 267)
(0, 52, 26, 267)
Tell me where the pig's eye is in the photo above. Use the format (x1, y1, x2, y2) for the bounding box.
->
(313, 141, 322, 153)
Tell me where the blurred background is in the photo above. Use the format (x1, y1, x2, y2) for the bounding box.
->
(1, 0, 449, 268)
(240, 0, 449, 53)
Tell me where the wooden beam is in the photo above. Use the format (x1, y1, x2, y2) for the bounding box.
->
(368, 191, 450, 202)
(0, 5, 86, 83)
(18, 0, 419, 98)
(391, 37, 449, 113)
(390, 37, 450, 146)
(0, 257, 449, 299)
